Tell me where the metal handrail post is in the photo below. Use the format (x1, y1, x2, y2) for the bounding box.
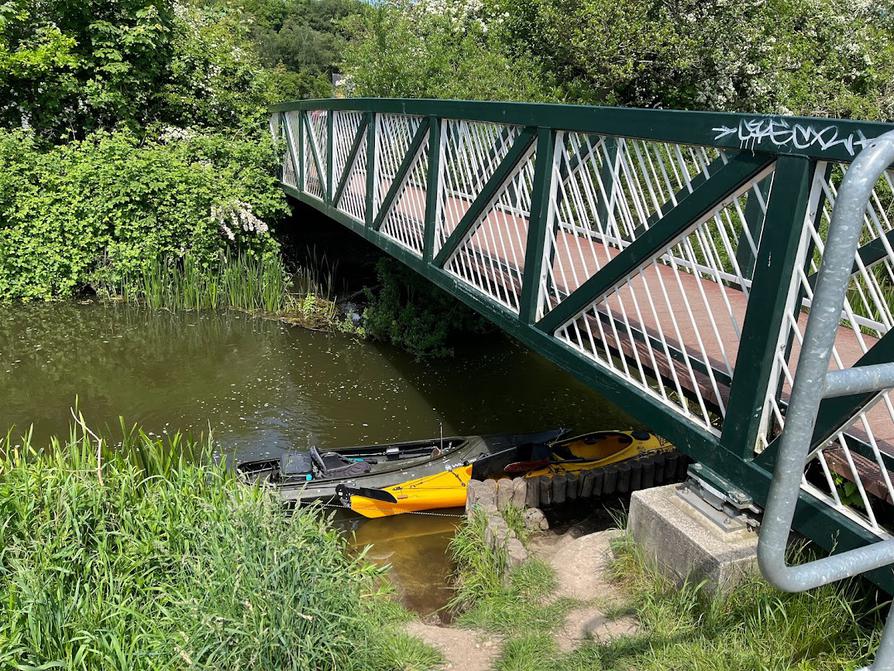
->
(758, 130, 894, 671)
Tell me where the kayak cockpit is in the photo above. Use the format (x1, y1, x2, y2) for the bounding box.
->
(236, 437, 468, 485)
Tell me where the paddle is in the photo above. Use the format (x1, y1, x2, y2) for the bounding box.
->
(335, 484, 398, 506)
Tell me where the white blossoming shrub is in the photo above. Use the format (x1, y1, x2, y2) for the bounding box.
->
(345, 0, 894, 120)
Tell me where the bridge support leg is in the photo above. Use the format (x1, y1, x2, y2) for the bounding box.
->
(627, 478, 759, 593)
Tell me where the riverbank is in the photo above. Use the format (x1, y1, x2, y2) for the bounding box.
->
(0, 424, 441, 670)
(424, 501, 881, 671)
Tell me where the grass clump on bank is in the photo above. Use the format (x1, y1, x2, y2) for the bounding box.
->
(588, 533, 881, 671)
(448, 508, 573, 635)
(0, 422, 435, 670)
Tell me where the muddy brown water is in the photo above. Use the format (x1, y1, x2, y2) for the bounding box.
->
(0, 301, 634, 617)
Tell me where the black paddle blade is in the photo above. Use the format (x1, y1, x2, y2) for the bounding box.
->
(336, 484, 398, 505)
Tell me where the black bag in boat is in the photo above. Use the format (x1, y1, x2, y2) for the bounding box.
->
(310, 446, 371, 478)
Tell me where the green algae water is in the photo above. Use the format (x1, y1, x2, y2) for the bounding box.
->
(0, 301, 633, 617)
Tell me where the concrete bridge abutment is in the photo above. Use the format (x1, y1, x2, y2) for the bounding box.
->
(627, 482, 760, 593)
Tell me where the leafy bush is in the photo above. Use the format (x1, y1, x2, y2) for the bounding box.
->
(0, 128, 288, 300)
(343, 0, 894, 120)
(363, 258, 492, 358)
(0, 0, 296, 143)
(0, 422, 439, 670)
(342, 0, 555, 101)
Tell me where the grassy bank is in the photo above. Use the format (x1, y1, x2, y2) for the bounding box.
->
(449, 508, 576, 639)
(0, 422, 435, 670)
(449, 507, 882, 671)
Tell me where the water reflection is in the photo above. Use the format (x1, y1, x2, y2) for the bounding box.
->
(0, 301, 635, 613)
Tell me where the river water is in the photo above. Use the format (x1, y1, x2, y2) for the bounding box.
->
(0, 301, 633, 616)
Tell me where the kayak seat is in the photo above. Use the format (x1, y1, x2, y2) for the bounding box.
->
(280, 452, 313, 476)
(310, 446, 372, 478)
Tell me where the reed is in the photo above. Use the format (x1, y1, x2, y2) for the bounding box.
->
(116, 252, 289, 313)
(107, 249, 364, 334)
(0, 419, 436, 671)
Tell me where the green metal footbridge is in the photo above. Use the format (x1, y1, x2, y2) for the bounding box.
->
(270, 98, 894, 665)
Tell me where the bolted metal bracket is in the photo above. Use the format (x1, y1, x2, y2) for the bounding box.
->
(677, 463, 761, 532)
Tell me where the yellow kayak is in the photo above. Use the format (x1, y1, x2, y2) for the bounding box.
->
(340, 465, 473, 518)
(522, 430, 671, 478)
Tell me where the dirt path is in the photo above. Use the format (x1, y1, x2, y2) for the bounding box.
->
(405, 621, 502, 671)
(536, 529, 640, 653)
(406, 528, 638, 669)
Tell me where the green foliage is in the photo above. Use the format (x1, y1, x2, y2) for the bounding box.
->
(343, 0, 894, 119)
(243, 0, 361, 95)
(162, 3, 294, 131)
(0, 0, 293, 142)
(0, 0, 177, 141)
(0, 128, 287, 300)
(584, 532, 880, 671)
(363, 258, 492, 358)
(342, 0, 555, 101)
(0, 421, 440, 670)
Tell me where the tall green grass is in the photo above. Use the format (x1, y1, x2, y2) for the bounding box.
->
(103, 250, 364, 333)
(0, 420, 436, 671)
(597, 533, 881, 671)
(115, 252, 289, 312)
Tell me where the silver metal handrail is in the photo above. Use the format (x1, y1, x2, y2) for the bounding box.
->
(758, 129, 894, 671)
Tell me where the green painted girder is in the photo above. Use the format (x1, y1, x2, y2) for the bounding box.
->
(270, 98, 894, 163)
(433, 127, 537, 268)
(302, 111, 326, 199)
(365, 112, 376, 226)
(298, 110, 305, 190)
(519, 127, 556, 324)
(423, 117, 443, 263)
(326, 111, 334, 203)
(280, 181, 894, 594)
(535, 153, 775, 335)
(719, 156, 816, 458)
(332, 116, 370, 209)
(372, 117, 431, 231)
(805, 229, 894, 290)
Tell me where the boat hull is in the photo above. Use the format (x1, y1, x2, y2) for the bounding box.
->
(236, 428, 568, 505)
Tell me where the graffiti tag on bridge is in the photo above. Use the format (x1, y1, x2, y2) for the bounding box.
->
(712, 118, 871, 156)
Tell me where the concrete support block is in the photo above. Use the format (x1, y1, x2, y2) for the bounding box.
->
(628, 483, 758, 593)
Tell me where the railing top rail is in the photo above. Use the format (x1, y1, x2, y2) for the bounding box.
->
(270, 97, 894, 163)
